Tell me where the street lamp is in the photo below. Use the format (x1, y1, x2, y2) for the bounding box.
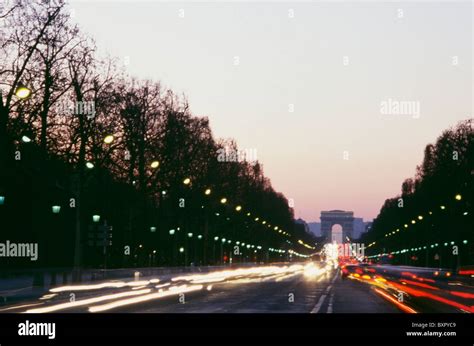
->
(169, 229, 176, 235)
(198, 235, 203, 239)
(15, 83, 31, 99)
(150, 161, 160, 169)
(103, 135, 114, 144)
(183, 178, 191, 185)
(92, 214, 100, 223)
(455, 194, 462, 201)
(150, 226, 157, 233)
(179, 247, 184, 253)
(0, 196, 4, 205)
(220, 198, 227, 204)
(52, 205, 61, 214)
(204, 188, 211, 195)
(235, 205, 242, 211)
(21, 135, 32, 143)
(214, 236, 219, 241)
(86, 162, 94, 169)
(188, 233, 193, 238)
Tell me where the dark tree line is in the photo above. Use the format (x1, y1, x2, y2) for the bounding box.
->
(363, 119, 473, 268)
(0, 1, 315, 270)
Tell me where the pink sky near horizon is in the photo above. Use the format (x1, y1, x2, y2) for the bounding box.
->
(68, 1, 472, 222)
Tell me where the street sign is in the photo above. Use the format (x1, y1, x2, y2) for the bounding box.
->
(88, 222, 113, 247)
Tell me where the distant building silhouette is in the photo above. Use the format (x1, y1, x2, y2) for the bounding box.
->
(353, 218, 365, 239)
(321, 210, 354, 241)
(306, 211, 373, 241)
(308, 222, 321, 237)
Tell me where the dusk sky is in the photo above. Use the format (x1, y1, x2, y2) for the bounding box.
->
(68, 1, 472, 222)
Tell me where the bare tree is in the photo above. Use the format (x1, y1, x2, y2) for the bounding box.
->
(0, 1, 63, 164)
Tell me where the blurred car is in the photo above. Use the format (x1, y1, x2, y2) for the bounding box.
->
(341, 264, 356, 279)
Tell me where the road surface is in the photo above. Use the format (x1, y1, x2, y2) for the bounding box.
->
(0, 263, 400, 313)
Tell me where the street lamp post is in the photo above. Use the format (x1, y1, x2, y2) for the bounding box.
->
(183, 247, 187, 267)
(178, 246, 184, 266)
(187, 233, 193, 265)
(169, 229, 176, 265)
(71, 134, 114, 281)
(72, 172, 83, 282)
(221, 238, 226, 265)
(197, 234, 202, 265)
(213, 236, 219, 264)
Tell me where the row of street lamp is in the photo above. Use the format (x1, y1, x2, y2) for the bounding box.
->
(367, 239, 469, 259)
(182, 179, 292, 240)
(381, 193, 466, 240)
(8, 82, 312, 260)
(367, 193, 470, 262)
(11, 81, 298, 248)
(365, 193, 469, 251)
